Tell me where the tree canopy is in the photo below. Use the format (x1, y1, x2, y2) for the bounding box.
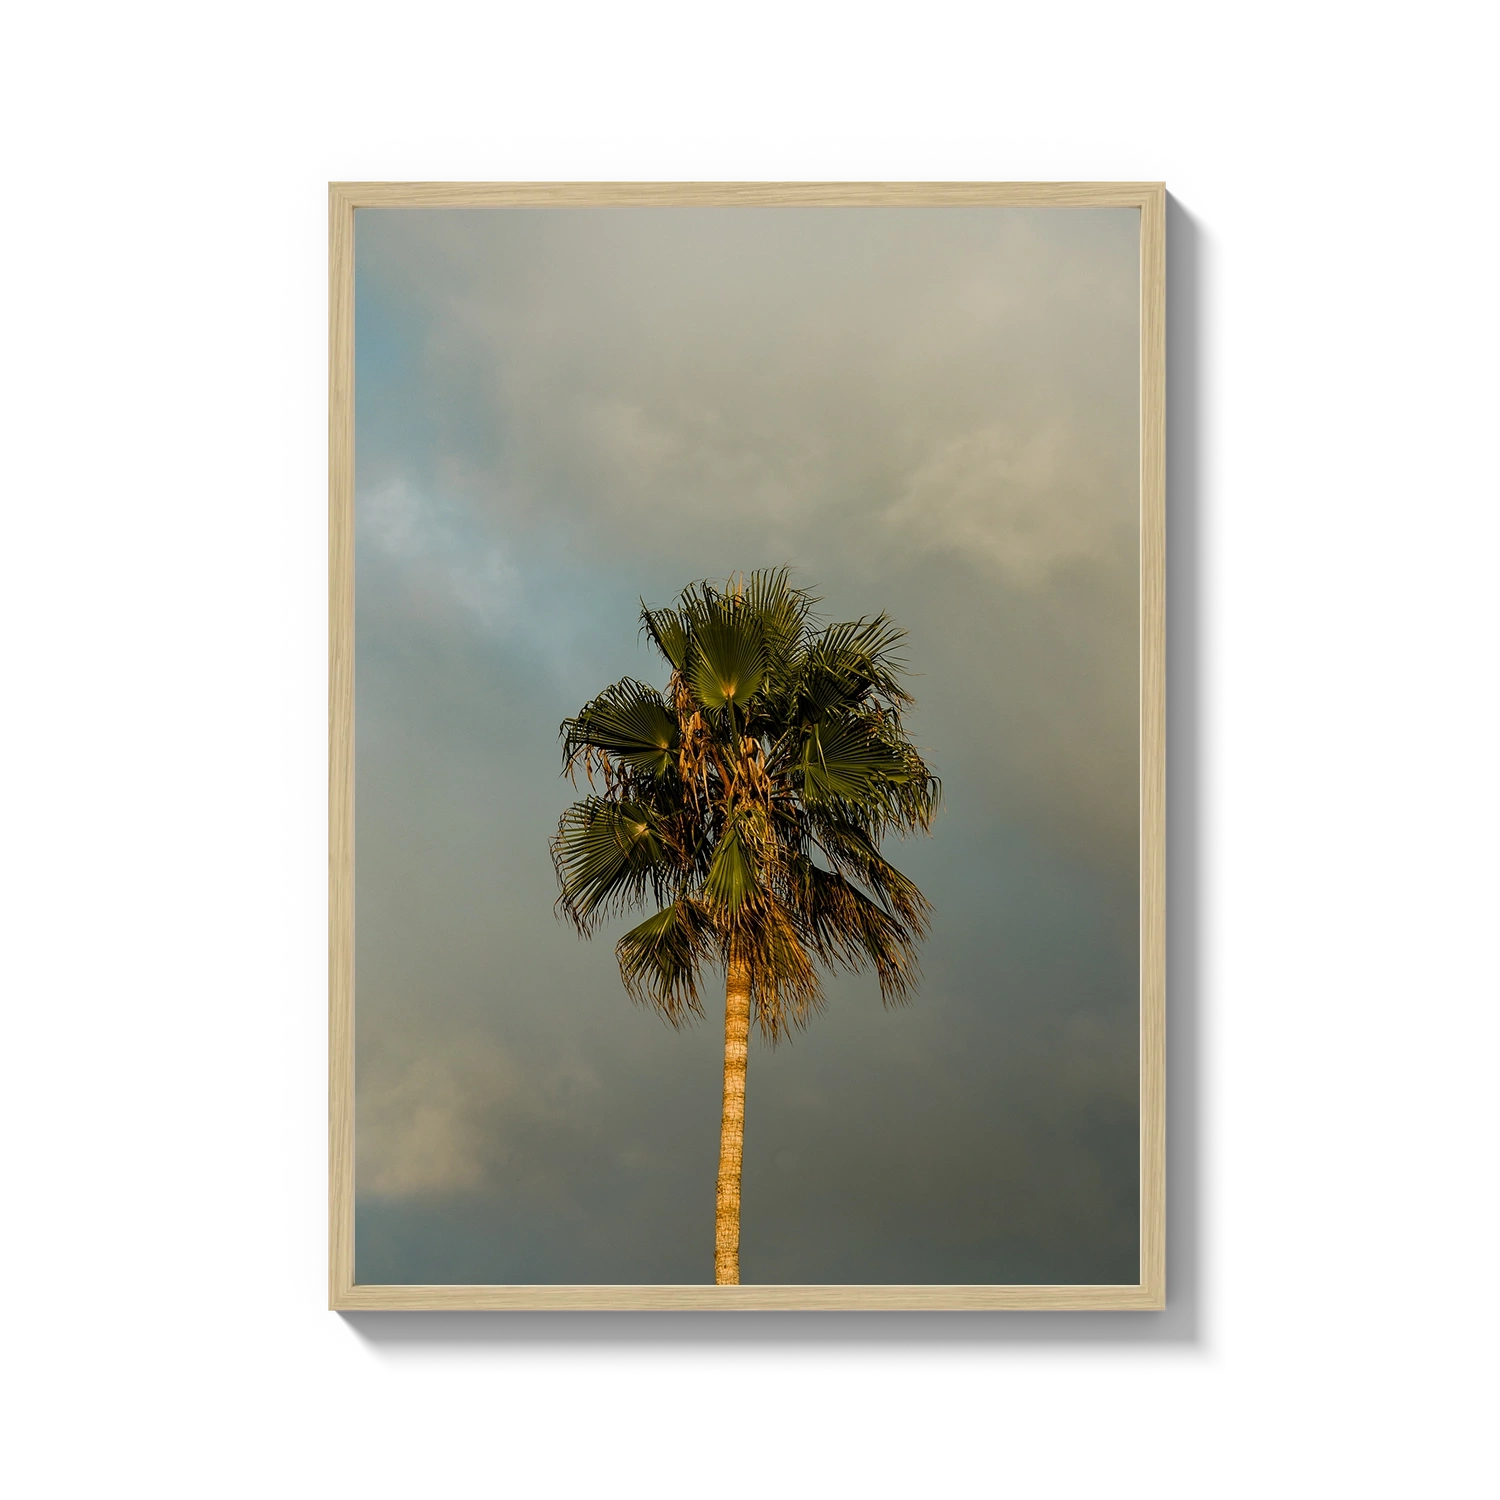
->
(551, 569, 940, 1041)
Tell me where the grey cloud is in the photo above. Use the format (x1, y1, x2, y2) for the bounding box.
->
(357, 206, 1137, 567)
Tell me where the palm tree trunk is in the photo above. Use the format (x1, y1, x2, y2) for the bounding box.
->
(714, 948, 752, 1285)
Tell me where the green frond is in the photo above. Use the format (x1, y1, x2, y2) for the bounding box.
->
(703, 816, 757, 910)
(807, 814, 934, 929)
(551, 797, 669, 933)
(788, 717, 939, 836)
(639, 605, 690, 672)
(688, 607, 767, 711)
(561, 678, 679, 779)
(743, 567, 818, 674)
(792, 860, 924, 1006)
(797, 718, 911, 806)
(793, 664, 862, 724)
(615, 899, 715, 1024)
(804, 614, 913, 710)
(878, 752, 942, 833)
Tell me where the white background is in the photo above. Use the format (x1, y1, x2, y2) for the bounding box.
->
(4, 3, 1496, 1495)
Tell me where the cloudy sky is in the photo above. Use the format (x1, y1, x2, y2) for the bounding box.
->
(353, 204, 1141, 1285)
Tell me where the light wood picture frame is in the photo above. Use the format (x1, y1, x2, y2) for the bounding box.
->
(330, 182, 1164, 1311)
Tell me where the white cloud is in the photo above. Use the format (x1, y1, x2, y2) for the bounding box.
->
(357, 1051, 496, 1197)
(360, 477, 524, 638)
(359, 478, 609, 691)
(883, 421, 1122, 584)
(357, 1034, 603, 1199)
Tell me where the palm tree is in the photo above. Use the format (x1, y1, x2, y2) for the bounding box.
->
(550, 568, 940, 1284)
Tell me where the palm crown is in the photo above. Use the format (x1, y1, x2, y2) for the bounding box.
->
(552, 568, 940, 1040)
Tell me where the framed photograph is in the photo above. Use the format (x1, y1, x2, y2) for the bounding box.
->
(329, 182, 1164, 1310)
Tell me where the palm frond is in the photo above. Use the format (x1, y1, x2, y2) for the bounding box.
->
(688, 606, 767, 711)
(803, 820, 934, 932)
(743, 566, 817, 675)
(615, 898, 715, 1023)
(793, 663, 863, 724)
(551, 797, 669, 933)
(741, 904, 824, 1041)
(876, 750, 942, 833)
(797, 718, 911, 806)
(640, 605, 690, 672)
(703, 815, 757, 910)
(793, 859, 924, 1006)
(561, 678, 679, 779)
(804, 614, 913, 709)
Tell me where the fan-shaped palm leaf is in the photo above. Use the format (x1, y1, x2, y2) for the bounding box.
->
(562, 679, 679, 779)
(616, 898, 716, 1020)
(792, 858, 926, 1004)
(796, 617, 910, 725)
(797, 718, 911, 805)
(703, 815, 757, 910)
(552, 797, 668, 932)
(744, 566, 816, 676)
(688, 608, 767, 711)
(640, 605, 690, 672)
